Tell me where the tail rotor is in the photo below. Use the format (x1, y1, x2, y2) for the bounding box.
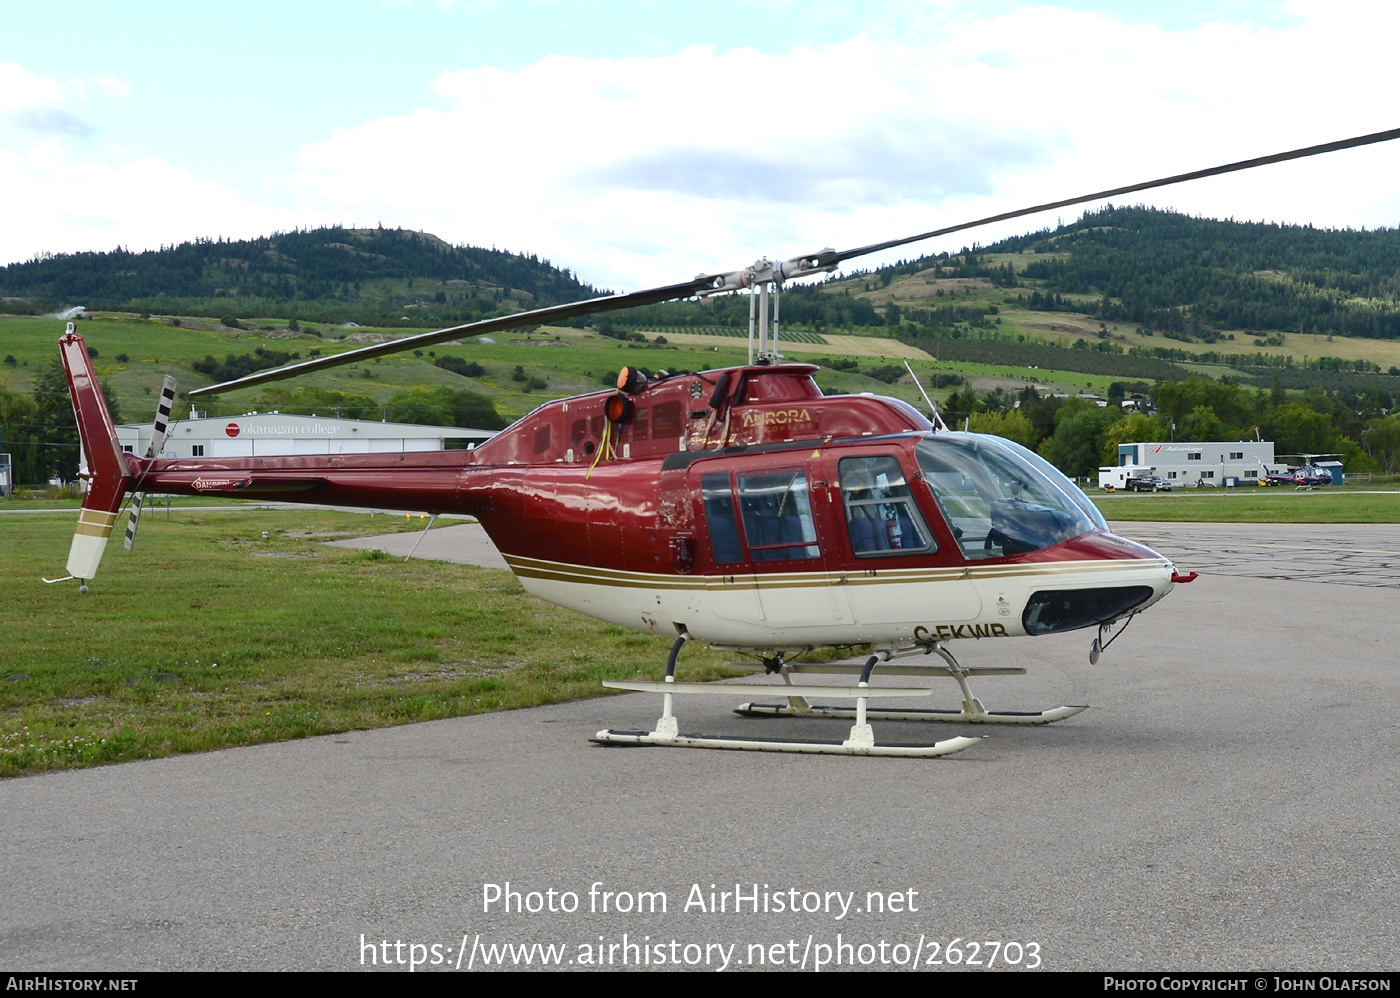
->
(122, 375, 176, 552)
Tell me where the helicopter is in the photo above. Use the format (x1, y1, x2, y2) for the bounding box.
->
(50, 127, 1400, 757)
(1258, 454, 1343, 489)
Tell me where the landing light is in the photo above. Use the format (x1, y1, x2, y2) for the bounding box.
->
(605, 394, 632, 424)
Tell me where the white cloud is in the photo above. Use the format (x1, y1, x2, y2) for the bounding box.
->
(0, 143, 306, 266)
(283, 6, 1400, 289)
(0, 62, 65, 115)
(95, 75, 131, 100)
(6, 4, 1400, 287)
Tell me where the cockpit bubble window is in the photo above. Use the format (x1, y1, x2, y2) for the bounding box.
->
(994, 437, 1108, 531)
(737, 469, 820, 562)
(838, 455, 936, 557)
(915, 433, 1097, 559)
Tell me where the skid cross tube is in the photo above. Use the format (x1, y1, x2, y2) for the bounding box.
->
(734, 643, 1088, 725)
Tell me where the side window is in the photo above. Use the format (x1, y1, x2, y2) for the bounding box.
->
(838, 456, 935, 557)
(191, 444, 205, 457)
(737, 469, 819, 561)
(701, 472, 742, 564)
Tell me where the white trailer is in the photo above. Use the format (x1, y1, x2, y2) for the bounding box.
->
(1098, 464, 1157, 490)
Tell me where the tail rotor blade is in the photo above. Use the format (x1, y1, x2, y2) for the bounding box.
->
(125, 376, 176, 554)
(123, 492, 145, 552)
(145, 376, 177, 458)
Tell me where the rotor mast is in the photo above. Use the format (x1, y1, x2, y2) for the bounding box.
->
(699, 252, 836, 365)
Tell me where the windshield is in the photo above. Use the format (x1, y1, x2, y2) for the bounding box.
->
(992, 436, 1108, 531)
(915, 433, 1099, 559)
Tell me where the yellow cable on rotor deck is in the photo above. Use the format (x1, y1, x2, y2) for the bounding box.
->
(586, 391, 620, 479)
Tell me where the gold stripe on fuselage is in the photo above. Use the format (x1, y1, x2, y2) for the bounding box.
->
(503, 553, 1169, 591)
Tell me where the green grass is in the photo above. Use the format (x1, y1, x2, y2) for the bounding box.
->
(0, 313, 1134, 433)
(1094, 483, 1400, 522)
(0, 509, 742, 777)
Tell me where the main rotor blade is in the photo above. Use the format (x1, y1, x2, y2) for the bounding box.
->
(818, 125, 1400, 268)
(187, 125, 1400, 398)
(187, 277, 711, 397)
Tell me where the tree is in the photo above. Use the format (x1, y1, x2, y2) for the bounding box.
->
(0, 379, 39, 484)
(1038, 400, 1121, 478)
(1154, 377, 1252, 434)
(1100, 411, 1166, 464)
(1178, 404, 1226, 442)
(968, 409, 1037, 449)
(385, 386, 506, 430)
(942, 386, 981, 427)
(28, 361, 92, 480)
(1260, 404, 1345, 458)
(1362, 415, 1400, 472)
(434, 356, 484, 378)
(248, 386, 380, 420)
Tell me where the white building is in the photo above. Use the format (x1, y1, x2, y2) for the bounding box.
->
(1100, 440, 1283, 489)
(113, 411, 496, 460)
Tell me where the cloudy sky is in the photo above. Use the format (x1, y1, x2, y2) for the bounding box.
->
(3, 0, 1398, 290)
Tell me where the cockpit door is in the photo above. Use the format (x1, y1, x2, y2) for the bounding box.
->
(694, 457, 849, 627)
(825, 449, 982, 625)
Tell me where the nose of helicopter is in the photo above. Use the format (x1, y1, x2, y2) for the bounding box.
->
(1014, 528, 1180, 637)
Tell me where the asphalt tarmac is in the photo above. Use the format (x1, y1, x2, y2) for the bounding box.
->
(2, 522, 1397, 972)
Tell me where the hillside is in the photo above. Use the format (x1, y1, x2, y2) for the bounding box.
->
(984, 205, 1400, 339)
(0, 226, 603, 328)
(8, 212, 1400, 397)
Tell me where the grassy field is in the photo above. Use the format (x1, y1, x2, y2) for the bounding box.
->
(0, 508, 742, 777)
(1093, 483, 1400, 522)
(3, 482, 1395, 778)
(0, 311, 1169, 432)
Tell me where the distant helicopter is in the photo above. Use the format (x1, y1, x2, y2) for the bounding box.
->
(50, 127, 1399, 757)
(1259, 454, 1342, 488)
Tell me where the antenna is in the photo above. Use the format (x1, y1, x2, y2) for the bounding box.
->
(904, 361, 948, 432)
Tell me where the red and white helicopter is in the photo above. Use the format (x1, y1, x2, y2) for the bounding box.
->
(51, 128, 1399, 757)
(1258, 454, 1342, 489)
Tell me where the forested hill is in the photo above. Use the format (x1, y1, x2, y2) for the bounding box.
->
(0, 226, 603, 326)
(982, 206, 1400, 338)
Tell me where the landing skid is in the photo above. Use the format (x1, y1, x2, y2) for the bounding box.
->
(591, 728, 980, 757)
(591, 635, 981, 758)
(734, 702, 1087, 725)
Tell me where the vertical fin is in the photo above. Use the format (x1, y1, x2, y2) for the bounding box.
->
(59, 324, 132, 580)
